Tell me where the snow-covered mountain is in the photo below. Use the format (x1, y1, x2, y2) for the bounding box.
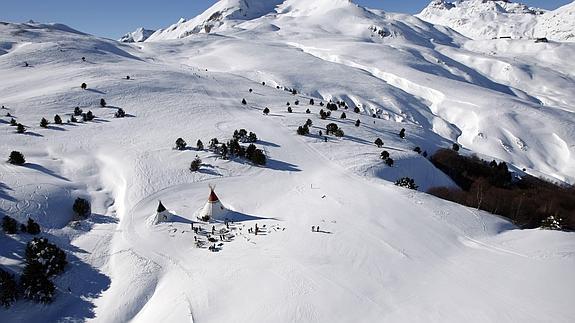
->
(418, 0, 575, 41)
(119, 27, 155, 43)
(147, 0, 285, 40)
(1, 1, 575, 322)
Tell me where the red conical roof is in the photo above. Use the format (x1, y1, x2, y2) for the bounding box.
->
(208, 188, 219, 202)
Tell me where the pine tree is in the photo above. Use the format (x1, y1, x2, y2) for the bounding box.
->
(295, 100, 299, 106)
(81, 83, 87, 90)
(249, 88, 253, 93)
(381, 151, 390, 160)
(86, 111, 94, 121)
(399, 128, 406, 139)
(452, 143, 460, 152)
(0, 268, 17, 308)
(100, 99, 107, 107)
(385, 158, 394, 167)
(414, 147, 422, 154)
(251, 149, 267, 166)
(26, 218, 40, 235)
(319, 102, 324, 107)
(374, 138, 384, 148)
(306, 109, 311, 114)
(334, 129, 344, 137)
(247, 132, 258, 143)
(70, 115, 77, 123)
(241, 98, 247, 105)
(305, 119, 313, 127)
(175, 138, 187, 150)
(291, 89, 297, 95)
(354, 107, 360, 113)
(8, 151, 25, 165)
(40, 118, 49, 128)
(54, 115, 62, 125)
(190, 157, 202, 172)
(287, 106, 292, 113)
(114, 108, 126, 118)
(355, 119, 360, 127)
(16, 123, 25, 133)
(395, 177, 418, 190)
(74, 107, 82, 116)
(221, 144, 228, 159)
(263, 108, 270, 115)
(309, 99, 315, 105)
(340, 112, 346, 119)
(197, 139, 204, 150)
(10, 118, 17, 126)
(246, 144, 257, 161)
(2, 216, 18, 234)
(72, 198, 91, 219)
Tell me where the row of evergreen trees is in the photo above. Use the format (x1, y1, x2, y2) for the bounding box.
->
(2, 216, 40, 235)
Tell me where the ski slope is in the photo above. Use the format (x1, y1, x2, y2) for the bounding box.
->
(1, 1, 575, 321)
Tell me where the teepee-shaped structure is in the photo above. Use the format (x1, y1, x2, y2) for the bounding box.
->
(153, 200, 171, 224)
(198, 185, 227, 222)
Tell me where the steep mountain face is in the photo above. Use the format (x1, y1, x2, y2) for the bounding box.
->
(119, 27, 155, 43)
(418, 0, 575, 41)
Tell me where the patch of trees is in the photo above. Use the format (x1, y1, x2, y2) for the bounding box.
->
(297, 119, 313, 136)
(21, 238, 67, 303)
(3, 217, 42, 235)
(0, 237, 66, 306)
(233, 129, 257, 143)
(319, 109, 331, 120)
(326, 102, 338, 111)
(16, 124, 25, 133)
(428, 149, 575, 230)
(395, 177, 418, 190)
(326, 123, 344, 137)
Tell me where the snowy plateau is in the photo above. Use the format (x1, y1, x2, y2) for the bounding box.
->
(1, 0, 574, 322)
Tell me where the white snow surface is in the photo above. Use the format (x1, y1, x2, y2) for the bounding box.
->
(418, 0, 575, 41)
(119, 27, 156, 43)
(1, 5, 575, 323)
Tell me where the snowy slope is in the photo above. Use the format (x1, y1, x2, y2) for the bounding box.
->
(418, 0, 575, 41)
(1, 3, 575, 322)
(119, 27, 155, 43)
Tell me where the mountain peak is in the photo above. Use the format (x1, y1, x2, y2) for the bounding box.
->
(119, 27, 155, 43)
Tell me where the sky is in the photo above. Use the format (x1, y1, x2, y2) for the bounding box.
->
(0, 0, 572, 39)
